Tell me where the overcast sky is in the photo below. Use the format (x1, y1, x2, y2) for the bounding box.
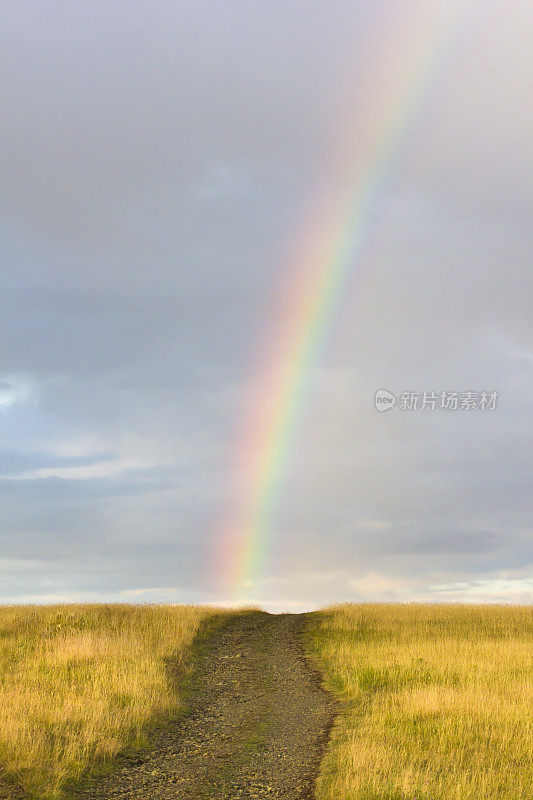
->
(1, 0, 532, 609)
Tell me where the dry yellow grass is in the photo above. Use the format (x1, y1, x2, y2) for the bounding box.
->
(0, 603, 218, 799)
(307, 603, 533, 800)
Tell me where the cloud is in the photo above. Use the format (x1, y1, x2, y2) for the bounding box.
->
(0, 375, 37, 411)
(430, 577, 533, 604)
(350, 572, 414, 599)
(0, 0, 531, 607)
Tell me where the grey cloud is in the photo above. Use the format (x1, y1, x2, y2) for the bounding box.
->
(0, 0, 532, 606)
(0, 448, 114, 476)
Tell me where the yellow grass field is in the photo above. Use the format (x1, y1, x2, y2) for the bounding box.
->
(0, 604, 217, 799)
(306, 603, 533, 800)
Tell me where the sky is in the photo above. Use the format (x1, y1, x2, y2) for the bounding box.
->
(1, 0, 532, 610)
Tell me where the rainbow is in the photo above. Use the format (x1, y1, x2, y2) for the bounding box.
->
(218, 0, 467, 601)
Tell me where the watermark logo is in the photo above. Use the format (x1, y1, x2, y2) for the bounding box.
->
(374, 390, 499, 412)
(374, 389, 396, 412)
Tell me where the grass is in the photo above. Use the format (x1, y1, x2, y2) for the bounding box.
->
(306, 603, 533, 800)
(0, 603, 219, 799)
(3, 602, 532, 799)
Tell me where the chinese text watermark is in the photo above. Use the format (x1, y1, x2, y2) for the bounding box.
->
(374, 389, 499, 412)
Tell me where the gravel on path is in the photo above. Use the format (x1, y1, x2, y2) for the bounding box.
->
(77, 611, 336, 800)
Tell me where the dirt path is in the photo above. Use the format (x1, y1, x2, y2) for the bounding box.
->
(78, 611, 335, 799)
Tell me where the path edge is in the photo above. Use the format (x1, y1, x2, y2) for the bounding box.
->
(295, 612, 341, 800)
